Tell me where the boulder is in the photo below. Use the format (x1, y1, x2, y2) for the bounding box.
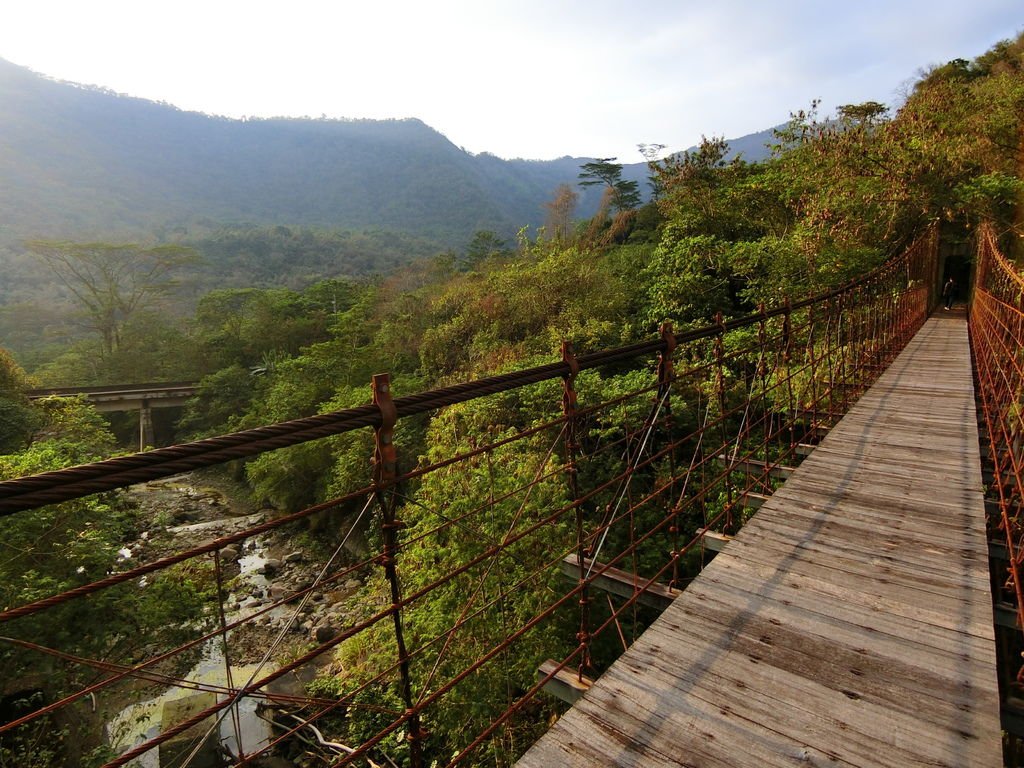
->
(269, 585, 289, 601)
(159, 693, 220, 768)
(312, 623, 335, 644)
(252, 757, 293, 768)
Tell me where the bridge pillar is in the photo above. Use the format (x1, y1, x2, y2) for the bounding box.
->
(139, 400, 155, 451)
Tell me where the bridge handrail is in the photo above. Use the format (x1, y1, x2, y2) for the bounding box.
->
(970, 221, 1024, 691)
(0, 241, 930, 516)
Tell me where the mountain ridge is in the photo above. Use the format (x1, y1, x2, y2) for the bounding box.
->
(0, 58, 775, 247)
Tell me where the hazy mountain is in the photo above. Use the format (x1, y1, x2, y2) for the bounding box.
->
(0, 58, 775, 247)
(699, 126, 778, 162)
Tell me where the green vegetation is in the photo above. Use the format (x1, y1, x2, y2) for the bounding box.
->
(1, 32, 1023, 767)
(0, 372, 213, 766)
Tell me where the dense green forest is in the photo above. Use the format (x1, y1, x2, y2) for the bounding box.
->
(1, 33, 1023, 767)
(0, 225, 443, 371)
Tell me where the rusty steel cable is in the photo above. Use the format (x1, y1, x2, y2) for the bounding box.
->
(0, 239, 931, 515)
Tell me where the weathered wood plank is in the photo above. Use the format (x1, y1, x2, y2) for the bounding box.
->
(695, 528, 732, 552)
(613, 627, 998, 768)
(737, 491, 770, 511)
(559, 555, 679, 610)
(716, 454, 796, 480)
(537, 659, 593, 705)
(722, 534, 992, 607)
(657, 597, 991, 724)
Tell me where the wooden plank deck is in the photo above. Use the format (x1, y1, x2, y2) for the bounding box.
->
(517, 314, 1000, 768)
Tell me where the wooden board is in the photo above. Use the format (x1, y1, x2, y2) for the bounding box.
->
(517, 314, 1000, 767)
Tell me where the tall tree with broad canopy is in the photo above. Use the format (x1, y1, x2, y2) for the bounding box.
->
(25, 241, 196, 356)
(578, 157, 642, 212)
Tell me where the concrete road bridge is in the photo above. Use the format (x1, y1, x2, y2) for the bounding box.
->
(26, 381, 197, 449)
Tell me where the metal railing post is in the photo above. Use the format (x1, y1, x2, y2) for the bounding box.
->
(372, 373, 425, 768)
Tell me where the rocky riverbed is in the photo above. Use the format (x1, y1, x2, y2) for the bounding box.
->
(126, 476, 370, 655)
(108, 473, 370, 766)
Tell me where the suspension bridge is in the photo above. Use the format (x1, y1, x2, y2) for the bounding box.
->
(0, 224, 1021, 767)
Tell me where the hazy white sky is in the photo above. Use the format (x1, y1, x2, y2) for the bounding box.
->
(1, 1, 1020, 161)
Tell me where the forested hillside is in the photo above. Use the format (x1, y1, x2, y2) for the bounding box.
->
(0, 58, 776, 247)
(0, 58, 620, 245)
(0, 32, 1022, 768)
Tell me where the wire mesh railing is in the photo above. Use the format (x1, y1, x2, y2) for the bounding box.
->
(970, 223, 1024, 729)
(0, 230, 937, 768)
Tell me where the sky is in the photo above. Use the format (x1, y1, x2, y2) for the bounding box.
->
(1, 1, 1021, 161)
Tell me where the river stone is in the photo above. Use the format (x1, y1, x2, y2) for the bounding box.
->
(172, 508, 197, 523)
(269, 585, 289, 601)
(252, 756, 292, 768)
(344, 578, 361, 590)
(284, 551, 303, 564)
(260, 559, 282, 575)
(220, 546, 240, 562)
(160, 693, 220, 768)
(312, 623, 335, 643)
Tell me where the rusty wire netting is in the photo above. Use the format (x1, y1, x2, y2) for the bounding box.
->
(971, 224, 1024, 700)
(0, 232, 937, 768)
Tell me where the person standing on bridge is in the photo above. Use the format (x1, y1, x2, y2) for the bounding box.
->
(942, 277, 956, 310)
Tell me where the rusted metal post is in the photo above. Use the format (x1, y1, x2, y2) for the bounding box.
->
(805, 299, 825, 439)
(838, 290, 854, 412)
(713, 312, 733, 533)
(561, 342, 592, 682)
(372, 373, 425, 768)
(781, 297, 797, 451)
(755, 305, 772, 491)
(657, 324, 682, 588)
